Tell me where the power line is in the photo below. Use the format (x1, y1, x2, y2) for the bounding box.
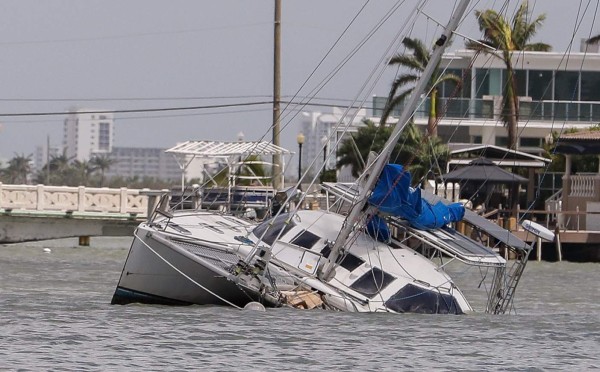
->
(0, 99, 378, 119)
(0, 101, 273, 117)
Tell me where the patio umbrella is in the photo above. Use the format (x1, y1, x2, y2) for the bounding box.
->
(437, 157, 528, 211)
(439, 157, 528, 184)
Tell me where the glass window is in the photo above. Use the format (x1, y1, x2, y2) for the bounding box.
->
(520, 137, 542, 147)
(338, 253, 364, 271)
(384, 284, 462, 314)
(495, 136, 509, 147)
(528, 70, 553, 100)
(514, 69, 527, 97)
(350, 267, 395, 298)
(439, 68, 463, 98)
(488, 68, 502, 96)
(291, 230, 321, 249)
(474, 68, 490, 98)
(319, 245, 363, 271)
(580, 71, 600, 101)
(252, 213, 296, 245)
(554, 71, 579, 101)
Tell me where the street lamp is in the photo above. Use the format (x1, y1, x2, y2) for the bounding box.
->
(321, 135, 328, 183)
(296, 132, 305, 189)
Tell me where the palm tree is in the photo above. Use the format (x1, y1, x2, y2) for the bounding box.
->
(337, 119, 449, 185)
(90, 154, 116, 186)
(3, 153, 32, 184)
(467, 1, 551, 150)
(587, 35, 600, 45)
(380, 37, 462, 136)
(35, 149, 74, 185)
(72, 160, 95, 185)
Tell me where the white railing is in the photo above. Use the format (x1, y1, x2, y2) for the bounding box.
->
(569, 175, 596, 197)
(0, 183, 151, 216)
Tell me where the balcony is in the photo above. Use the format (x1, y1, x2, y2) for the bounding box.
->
(376, 96, 600, 123)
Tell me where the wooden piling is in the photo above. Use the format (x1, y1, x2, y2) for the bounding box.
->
(555, 226, 562, 262)
(79, 236, 90, 246)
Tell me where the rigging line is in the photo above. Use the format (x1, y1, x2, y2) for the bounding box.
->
(287, 1, 424, 208)
(274, 0, 416, 137)
(275, 0, 372, 125)
(319, 1, 428, 181)
(0, 101, 273, 117)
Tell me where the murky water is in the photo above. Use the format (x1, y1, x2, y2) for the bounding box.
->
(1, 237, 599, 370)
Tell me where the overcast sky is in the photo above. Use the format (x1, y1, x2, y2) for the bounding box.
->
(0, 0, 597, 163)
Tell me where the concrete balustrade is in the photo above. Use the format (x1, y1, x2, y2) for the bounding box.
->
(0, 183, 152, 217)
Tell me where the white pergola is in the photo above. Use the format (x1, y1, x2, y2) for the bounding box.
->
(165, 140, 293, 191)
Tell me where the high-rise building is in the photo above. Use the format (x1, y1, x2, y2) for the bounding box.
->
(33, 143, 60, 173)
(298, 107, 368, 182)
(63, 108, 114, 161)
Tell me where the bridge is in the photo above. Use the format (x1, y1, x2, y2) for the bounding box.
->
(0, 183, 165, 244)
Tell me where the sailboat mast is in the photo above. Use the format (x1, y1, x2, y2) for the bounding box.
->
(272, 0, 283, 190)
(322, 0, 471, 278)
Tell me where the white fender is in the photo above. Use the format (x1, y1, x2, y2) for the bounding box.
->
(522, 220, 555, 241)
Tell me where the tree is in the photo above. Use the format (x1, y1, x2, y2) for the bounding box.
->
(336, 119, 449, 185)
(2, 153, 32, 184)
(72, 160, 95, 185)
(467, 1, 551, 150)
(210, 155, 271, 187)
(35, 149, 74, 185)
(380, 37, 462, 136)
(90, 154, 116, 187)
(586, 35, 600, 45)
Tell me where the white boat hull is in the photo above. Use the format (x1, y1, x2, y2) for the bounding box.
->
(112, 223, 276, 307)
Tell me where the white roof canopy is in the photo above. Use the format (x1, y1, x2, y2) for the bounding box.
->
(165, 140, 292, 159)
(166, 140, 292, 191)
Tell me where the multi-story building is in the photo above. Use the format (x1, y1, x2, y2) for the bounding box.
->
(33, 143, 60, 173)
(301, 45, 600, 183)
(63, 108, 114, 161)
(298, 107, 369, 181)
(373, 46, 600, 151)
(105, 147, 181, 182)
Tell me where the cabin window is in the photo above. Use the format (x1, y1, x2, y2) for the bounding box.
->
(350, 267, 395, 298)
(252, 213, 296, 245)
(319, 245, 363, 271)
(338, 253, 364, 272)
(291, 230, 321, 249)
(384, 284, 462, 314)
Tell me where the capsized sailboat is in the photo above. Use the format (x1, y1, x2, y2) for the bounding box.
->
(111, 0, 533, 314)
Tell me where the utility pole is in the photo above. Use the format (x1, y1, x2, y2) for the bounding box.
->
(272, 0, 282, 190)
(46, 135, 50, 185)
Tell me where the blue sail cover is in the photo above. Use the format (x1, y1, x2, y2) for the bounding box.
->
(366, 214, 391, 242)
(368, 164, 464, 230)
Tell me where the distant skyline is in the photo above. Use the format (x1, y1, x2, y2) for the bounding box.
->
(0, 0, 597, 162)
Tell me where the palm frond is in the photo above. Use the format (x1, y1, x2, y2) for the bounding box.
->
(388, 54, 423, 71)
(402, 37, 429, 66)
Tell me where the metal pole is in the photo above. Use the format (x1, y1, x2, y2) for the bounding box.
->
(272, 0, 282, 190)
(321, 145, 327, 182)
(46, 135, 50, 185)
(298, 143, 303, 190)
